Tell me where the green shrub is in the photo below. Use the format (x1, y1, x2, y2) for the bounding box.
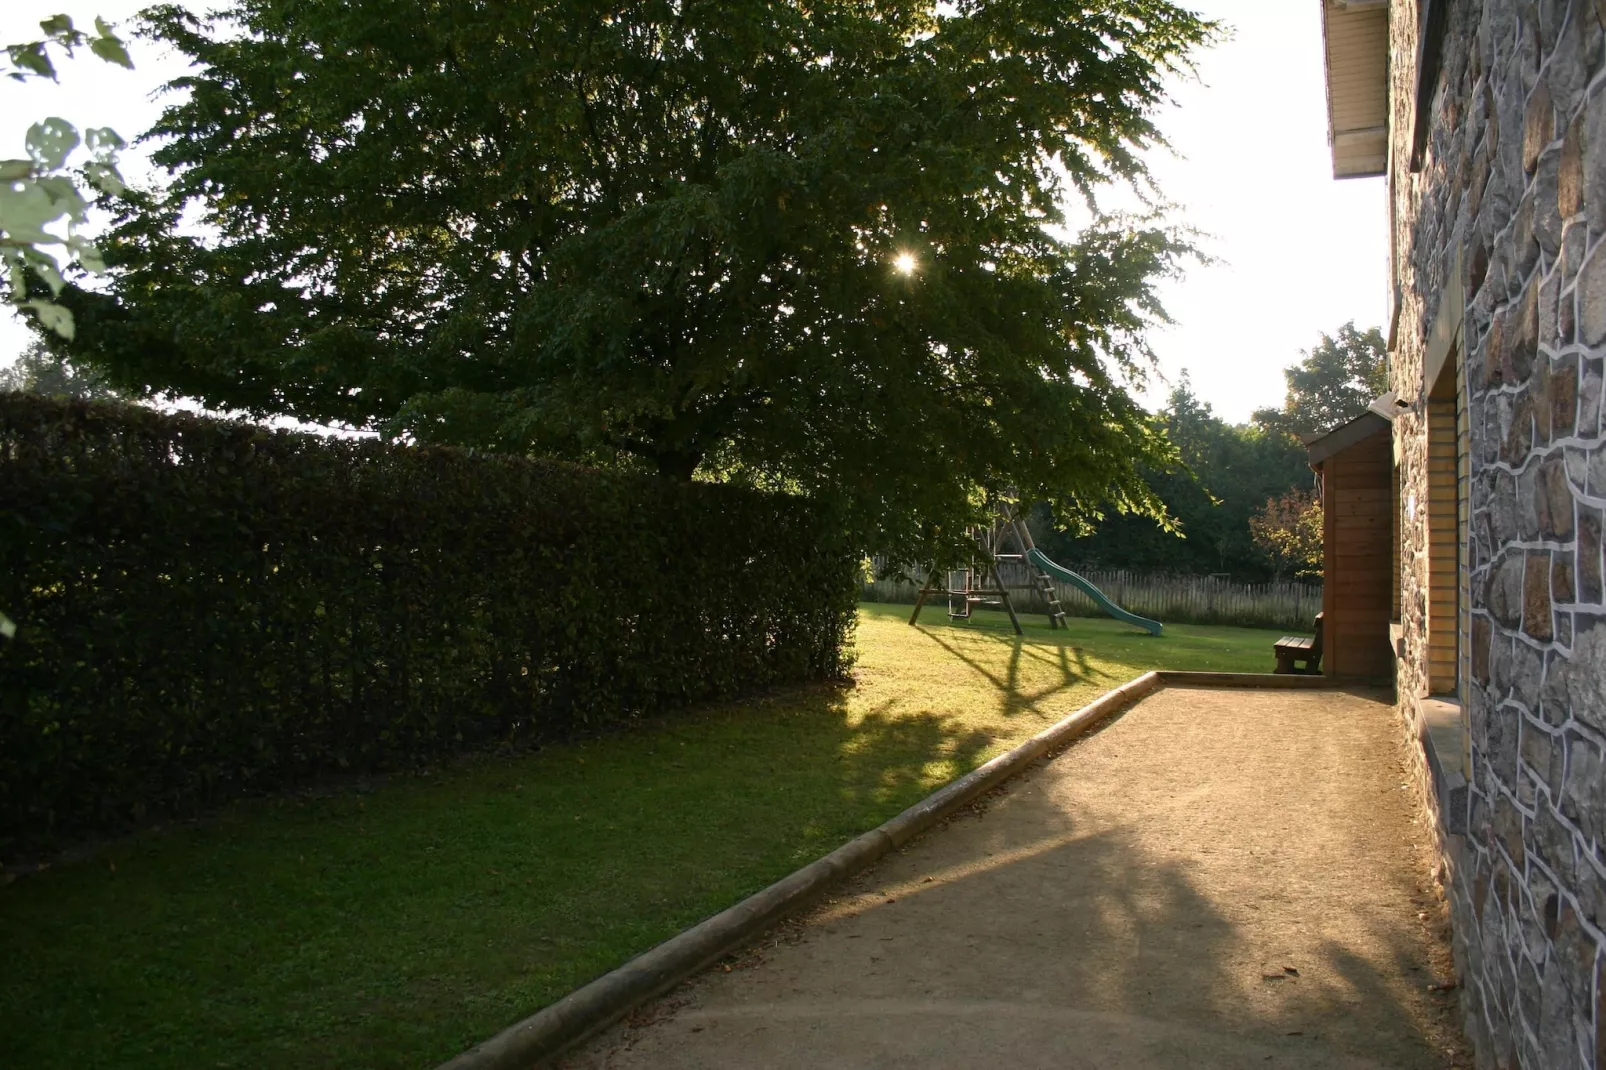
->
(0, 395, 857, 856)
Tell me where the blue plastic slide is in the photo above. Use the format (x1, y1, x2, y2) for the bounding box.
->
(1024, 547, 1164, 636)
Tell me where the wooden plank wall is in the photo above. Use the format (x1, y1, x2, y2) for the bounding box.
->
(1321, 431, 1394, 678)
(1457, 359, 1471, 702)
(1428, 396, 1459, 693)
(1392, 464, 1402, 621)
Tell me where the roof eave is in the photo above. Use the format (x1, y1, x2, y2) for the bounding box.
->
(1304, 410, 1392, 466)
(1321, 0, 1390, 179)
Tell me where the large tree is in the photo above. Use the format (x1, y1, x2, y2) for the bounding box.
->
(1252, 321, 1388, 438)
(54, 0, 1212, 556)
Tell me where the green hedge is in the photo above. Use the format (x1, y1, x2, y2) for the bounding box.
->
(0, 395, 858, 857)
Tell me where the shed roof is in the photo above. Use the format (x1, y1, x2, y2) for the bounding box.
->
(1297, 404, 1387, 462)
(1319, 0, 1389, 178)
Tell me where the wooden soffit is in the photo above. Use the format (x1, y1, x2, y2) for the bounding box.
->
(1320, 0, 1390, 179)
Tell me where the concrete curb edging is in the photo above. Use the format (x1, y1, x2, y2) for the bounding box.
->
(1154, 671, 1342, 689)
(438, 670, 1343, 1070)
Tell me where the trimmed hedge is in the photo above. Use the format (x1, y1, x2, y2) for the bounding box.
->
(0, 395, 858, 856)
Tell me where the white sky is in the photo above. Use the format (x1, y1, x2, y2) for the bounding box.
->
(1136, 0, 1389, 421)
(1, 0, 1388, 424)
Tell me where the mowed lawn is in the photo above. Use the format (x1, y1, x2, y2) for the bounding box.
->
(0, 604, 1290, 1070)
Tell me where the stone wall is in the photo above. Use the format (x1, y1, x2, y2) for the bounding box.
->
(1388, 1, 1606, 1067)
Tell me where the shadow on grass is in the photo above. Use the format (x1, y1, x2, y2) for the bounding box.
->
(0, 681, 996, 1070)
(911, 625, 1115, 721)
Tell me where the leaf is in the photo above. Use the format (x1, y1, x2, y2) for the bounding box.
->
(67, 235, 106, 273)
(5, 254, 26, 298)
(34, 175, 88, 218)
(23, 297, 75, 340)
(84, 127, 126, 159)
(0, 180, 72, 243)
(0, 611, 15, 640)
(26, 117, 80, 170)
(89, 34, 134, 70)
(85, 161, 126, 196)
(7, 42, 56, 80)
(39, 14, 75, 38)
(0, 159, 33, 181)
(22, 247, 67, 294)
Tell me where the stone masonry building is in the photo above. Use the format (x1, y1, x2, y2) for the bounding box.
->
(1320, 0, 1606, 1066)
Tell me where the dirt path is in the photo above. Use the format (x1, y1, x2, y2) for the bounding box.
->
(562, 686, 1472, 1069)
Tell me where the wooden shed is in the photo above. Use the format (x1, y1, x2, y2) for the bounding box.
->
(1303, 404, 1396, 681)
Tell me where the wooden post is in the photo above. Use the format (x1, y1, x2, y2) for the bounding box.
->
(979, 559, 1023, 635)
(908, 567, 940, 626)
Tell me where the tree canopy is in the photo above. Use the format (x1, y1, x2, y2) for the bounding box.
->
(51, 0, 1212, 558)
(0, 338, 126, 400)
(1036, 321, 1386, 580)
(1252, 321, 1387, 438)
(1249, 489, 1323, 579)
(1033, 375, 1310, 580)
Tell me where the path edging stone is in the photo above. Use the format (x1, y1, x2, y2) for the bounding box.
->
(437, 670, 1340, 1070)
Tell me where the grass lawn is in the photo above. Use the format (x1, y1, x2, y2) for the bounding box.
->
(0, 604, 1287, 1069)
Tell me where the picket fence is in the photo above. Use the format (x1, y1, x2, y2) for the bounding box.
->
(861, 559, 1323, 631)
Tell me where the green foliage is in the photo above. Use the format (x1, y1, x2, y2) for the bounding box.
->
(63, 0, 1212, 558)
(1252, 321, 1388, 437)
(1034, 375, 1311, 580)
(1249, 489, 1323, 579)
(0, 394, 858, 855)
(2, 15, 133, 340)
(5, 16, 132, 79)
(0, 337, 126, 400)
(1036, 322, 1387, 578)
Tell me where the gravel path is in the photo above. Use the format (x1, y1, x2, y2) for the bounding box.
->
(562, 685, 1472, 1069)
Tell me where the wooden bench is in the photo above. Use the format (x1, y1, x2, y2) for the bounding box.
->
(1274, 612, 1324, 675)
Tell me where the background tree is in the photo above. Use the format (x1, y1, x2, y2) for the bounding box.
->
(1252, 321, 1387, 438)
(0, 337, 125, 400)
(1035, 323, 1381, 579)
(53, 0, 1212, 561)
(1033, 374, 1311, 580)
(1249, 489, 1323, 579)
